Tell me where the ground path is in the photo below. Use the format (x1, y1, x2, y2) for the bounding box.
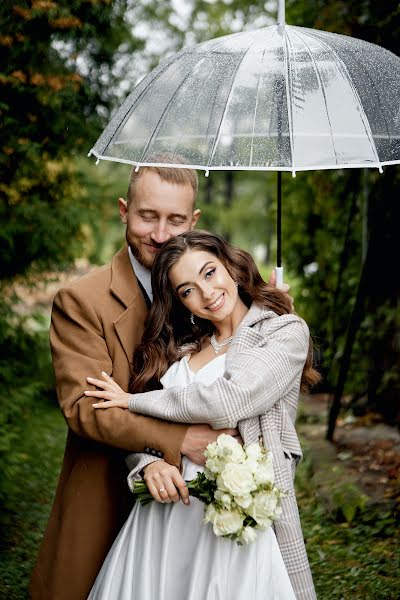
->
(299, 394, 400, 515)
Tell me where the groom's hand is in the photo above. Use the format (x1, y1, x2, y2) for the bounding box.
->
(181, 424, 242, 465)
(268, 270, 294, 311)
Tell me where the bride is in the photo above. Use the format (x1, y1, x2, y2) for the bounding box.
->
(85, 230, 319, 600)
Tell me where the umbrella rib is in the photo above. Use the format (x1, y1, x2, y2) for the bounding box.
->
(249, 47, 267, 167)
(207, 35, 260, 169)
(203, 60, 227, 156)
(90, 50, 185, 157)
(290, 27, 339, 165)
(282, 28, 296, 174)
(298, 28, 382, 169)
(137, 55, 208, 164)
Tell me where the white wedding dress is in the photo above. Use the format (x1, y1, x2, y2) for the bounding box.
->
(88, 354, 296, 600)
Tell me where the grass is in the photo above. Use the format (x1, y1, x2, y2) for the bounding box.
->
(0, 403, 66, 600)
(0, 404, 399, 600)
(296, 454, 400, 600)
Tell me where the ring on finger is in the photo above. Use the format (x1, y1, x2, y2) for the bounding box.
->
(159, 487, 166, 493)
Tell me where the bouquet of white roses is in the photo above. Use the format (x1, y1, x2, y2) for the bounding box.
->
(132, 434, 285, 545)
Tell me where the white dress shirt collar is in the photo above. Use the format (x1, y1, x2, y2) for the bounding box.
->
(128, 246, 153, 303)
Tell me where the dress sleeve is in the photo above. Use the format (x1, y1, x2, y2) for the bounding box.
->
(125, 453, 162, 489)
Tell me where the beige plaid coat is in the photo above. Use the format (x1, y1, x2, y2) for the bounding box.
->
(129, 303, 317, 600)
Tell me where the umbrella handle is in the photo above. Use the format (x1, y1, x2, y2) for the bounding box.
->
(275, 266, 284, 288)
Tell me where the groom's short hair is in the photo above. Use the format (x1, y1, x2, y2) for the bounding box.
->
(127, 153, 198, 208)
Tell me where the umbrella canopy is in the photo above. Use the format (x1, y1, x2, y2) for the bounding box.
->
(89, 24, 400, 174)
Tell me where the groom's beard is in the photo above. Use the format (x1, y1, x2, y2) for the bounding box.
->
(129, 241, 153, 270)
(127, 233, 160, 270)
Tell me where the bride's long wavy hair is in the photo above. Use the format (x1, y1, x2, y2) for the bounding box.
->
(129, 230, 320, 393)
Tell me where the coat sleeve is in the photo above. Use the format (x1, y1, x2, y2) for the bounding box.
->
(129, 317, 309, 429)
(50, 286, 188, 465)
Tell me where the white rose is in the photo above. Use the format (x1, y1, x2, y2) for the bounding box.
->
(220, 463, 257, 496)
(245, 443, 263, 462)
(204, 503, 217, 524)
(214, 490, 233, 509)
(253, 458, 275, 485)
(204, 466, 216, 481)
(204, 442, 218, 460)
(240, 526, 258, 545)
(255, 516, 272, 530)
(216, 433, 237, 450)
(248, 491, 278, 528)
(205, 456, 223, 475)
(242, 457, 259, 474)
(217, 434, 245, 463)
(212, 509, 243, 536)
(216, 474, 229, 492)
(235, 494, 253, 510)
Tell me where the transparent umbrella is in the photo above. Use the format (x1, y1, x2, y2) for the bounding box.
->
(89, 0, 400, 284)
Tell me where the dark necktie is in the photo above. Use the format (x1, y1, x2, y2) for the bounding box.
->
(136, 278, 152, 310)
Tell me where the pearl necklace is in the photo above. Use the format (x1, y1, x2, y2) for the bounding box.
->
(210, 333, 233, 355)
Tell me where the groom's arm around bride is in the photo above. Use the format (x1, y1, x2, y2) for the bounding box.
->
(29, 247, 193, 600)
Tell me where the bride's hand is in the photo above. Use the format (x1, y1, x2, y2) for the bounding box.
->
(143, 461, 190, 505)
(85, 372, 130, 409)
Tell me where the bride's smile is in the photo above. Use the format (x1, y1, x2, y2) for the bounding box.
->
(169, 249, 248, 337)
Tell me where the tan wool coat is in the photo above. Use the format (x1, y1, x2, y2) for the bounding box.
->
(29, 246, 189, 600)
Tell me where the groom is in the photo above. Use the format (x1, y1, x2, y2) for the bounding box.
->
(29, 156, 240, 600)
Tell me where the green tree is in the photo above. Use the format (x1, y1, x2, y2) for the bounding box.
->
(283, 0, 400, 428)
(0, 0, 141, 279)
(0, 0, 141, 504)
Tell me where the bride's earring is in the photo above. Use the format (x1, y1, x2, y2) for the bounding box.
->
(234, 281, 239, 288)
(190, 313, 195, 325)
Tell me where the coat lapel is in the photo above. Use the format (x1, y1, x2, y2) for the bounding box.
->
(238, 303, 276, 329)
(113, 304, 147, 367)
(225, 303, 275, 368)
(110, 246, 148, 365)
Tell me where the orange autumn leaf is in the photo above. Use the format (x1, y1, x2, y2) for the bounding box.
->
(0, 35, 13, 47)
(32, 0, 58, 10)
(13, 6, 33, 20)
(30, 73, 46, 86)
(69, 73, 83, 83)
(49, 16, 82, 29)
(12, 70, 27, 84)
(46, 75, 65, 91)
